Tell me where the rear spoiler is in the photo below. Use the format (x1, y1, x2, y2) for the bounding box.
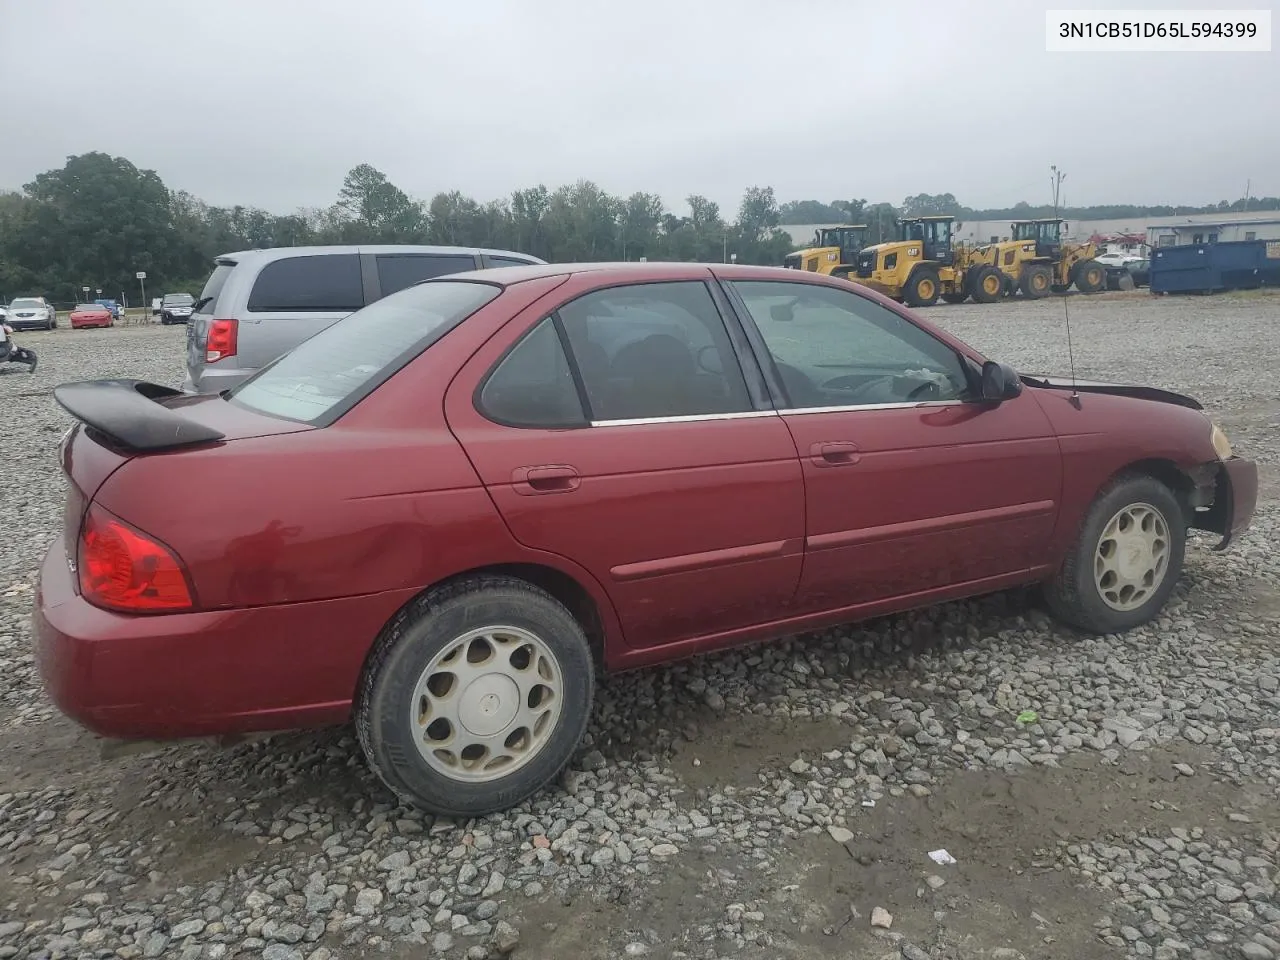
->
(52, 379, 226, 452)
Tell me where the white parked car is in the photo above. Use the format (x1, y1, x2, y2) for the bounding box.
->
(1096, 252, 1143, 268)
(151, 297, 163, 316)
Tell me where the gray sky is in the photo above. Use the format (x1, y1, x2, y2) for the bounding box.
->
(2, 0, 1276, 216)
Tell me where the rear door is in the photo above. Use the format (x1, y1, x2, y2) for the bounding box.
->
(445, 273, 806, 651)
(722, 277, 1061, 613)
(236, 253, 366, 369)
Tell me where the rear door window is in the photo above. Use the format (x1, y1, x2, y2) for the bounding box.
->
(376, 254, 478, 297)
(247, 254, 365, 312)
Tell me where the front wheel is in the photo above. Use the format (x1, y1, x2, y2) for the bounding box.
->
(1043, 473, 1186, 634)
(903, 267, 941, 307)
(1074, 259, 1106, 294)
(357, 575, 595, 818)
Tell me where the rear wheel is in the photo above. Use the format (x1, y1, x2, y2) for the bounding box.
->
(1020, 265, 1052, 299)
(357, 575, 595, 817)
(903, 266, 941, 307)
(1043, 473, 1186, 634)
(1074, 259, 1106, 293)
(967, 265, 1004, 304)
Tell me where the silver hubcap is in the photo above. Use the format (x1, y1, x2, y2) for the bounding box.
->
(1093, 502, 1170, 612)
(411, 625, 563, 783)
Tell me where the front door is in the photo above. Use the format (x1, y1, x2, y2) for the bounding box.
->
(445, 275, 806, 650)
(722, 277, 1062, 614)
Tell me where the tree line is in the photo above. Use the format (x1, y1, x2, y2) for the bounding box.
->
(0, 153, 795, 305)
(3, 151, 1277, 305)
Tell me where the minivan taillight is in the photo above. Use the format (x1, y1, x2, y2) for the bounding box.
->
(77, 503, 193, 613)
(206, 319, 238, 362)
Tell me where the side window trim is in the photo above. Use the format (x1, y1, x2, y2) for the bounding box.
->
(359, 252, 380, 303)
(720, 278, 978, 412)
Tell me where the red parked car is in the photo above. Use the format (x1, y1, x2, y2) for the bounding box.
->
(35, 263, 1257, 817)
(69, 303, 115, 329)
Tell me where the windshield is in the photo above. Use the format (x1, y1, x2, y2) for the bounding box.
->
(230, 279, 502, 424)
(10, 298, 42, 309)
(75, 304, 101, 312)
(163, 294, 193, 305)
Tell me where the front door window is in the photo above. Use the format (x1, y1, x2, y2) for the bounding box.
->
(728, 280, 971, 409)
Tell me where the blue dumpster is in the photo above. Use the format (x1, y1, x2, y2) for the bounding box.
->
(1150, 239, 1280, 294)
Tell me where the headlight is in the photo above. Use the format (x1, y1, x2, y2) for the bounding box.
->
(1210, 421, 1233, 460)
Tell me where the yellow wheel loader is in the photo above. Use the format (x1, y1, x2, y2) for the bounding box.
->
(970, 219, 1107, 299)
(783, 225, 870, 277)
(847, 216, 1003, 307)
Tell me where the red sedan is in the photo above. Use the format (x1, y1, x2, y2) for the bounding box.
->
(35, 263, 1257, 817)
(69, 303, 114, 329)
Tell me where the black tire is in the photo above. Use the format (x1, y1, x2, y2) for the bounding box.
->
(1043, 473, 1186, 634)
(1074, 259, 1106, 294)
(903, 266, 941, 307)
(1020, 265, 1053, 299)
(967, 265, 1004, 304)
(356, 574, 595, 818)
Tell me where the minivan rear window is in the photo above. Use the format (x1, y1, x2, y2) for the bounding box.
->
(376, 253, 478, 297)
(194, 263, 234, 314)
(247, 253, 365, 313)
(229, 280, 501, 424)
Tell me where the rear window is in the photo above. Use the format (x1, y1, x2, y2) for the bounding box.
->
(376, 253, 478, 297)
(229, 280, 501, 424)
(247, 253, 364, 313)
(194, 263, 234, 314)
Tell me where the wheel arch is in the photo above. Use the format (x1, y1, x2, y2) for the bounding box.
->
(354, 559, 620, 699)
(1100, 456, 1201, 522)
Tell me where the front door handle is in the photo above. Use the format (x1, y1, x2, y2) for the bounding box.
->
(809, 441, 861, 467)
(512, 464, 581, 495)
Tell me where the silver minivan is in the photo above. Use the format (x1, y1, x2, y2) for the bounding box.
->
(182, 244, 546, 394)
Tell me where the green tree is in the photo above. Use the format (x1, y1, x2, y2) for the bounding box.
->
(736, 186, 781, 243)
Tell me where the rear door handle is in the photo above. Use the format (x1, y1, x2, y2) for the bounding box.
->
(512, 464, 581, 495)
(809, 441, 861, 467)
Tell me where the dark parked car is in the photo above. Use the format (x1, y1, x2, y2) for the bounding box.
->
(35, 262, 1257, 817)
(160, 293, 195, 325)
(1127, 258, 1150, 288)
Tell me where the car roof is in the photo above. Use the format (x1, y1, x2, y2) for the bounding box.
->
(442, 261, 862, 285)
(211, 244, 548, 266)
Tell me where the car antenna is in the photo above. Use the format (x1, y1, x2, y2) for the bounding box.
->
(1052, 164, 1082, 409)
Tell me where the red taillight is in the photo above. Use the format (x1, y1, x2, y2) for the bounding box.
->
(206, 319, 238, 362)
(77, 503, 193, 613)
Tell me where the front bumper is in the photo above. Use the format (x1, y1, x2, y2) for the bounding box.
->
(8, 315, 53, 330)
(32, 540, 406, 740)
(1191, 456, 1259, 551)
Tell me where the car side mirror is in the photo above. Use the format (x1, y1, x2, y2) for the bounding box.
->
(980, 360, 1022, 402)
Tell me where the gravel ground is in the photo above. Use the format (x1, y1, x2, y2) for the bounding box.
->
(1, 290, 1277, 960)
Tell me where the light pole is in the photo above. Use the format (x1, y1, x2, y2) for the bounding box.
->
(136, 271, 147, 324)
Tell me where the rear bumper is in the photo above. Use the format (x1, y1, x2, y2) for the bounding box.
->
(71, 318, 111, 328)
(33, 540, 411, 740)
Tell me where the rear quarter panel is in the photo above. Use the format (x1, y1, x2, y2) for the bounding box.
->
(1028, 387, 1218, 558)
(94, 275, 601, 615)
